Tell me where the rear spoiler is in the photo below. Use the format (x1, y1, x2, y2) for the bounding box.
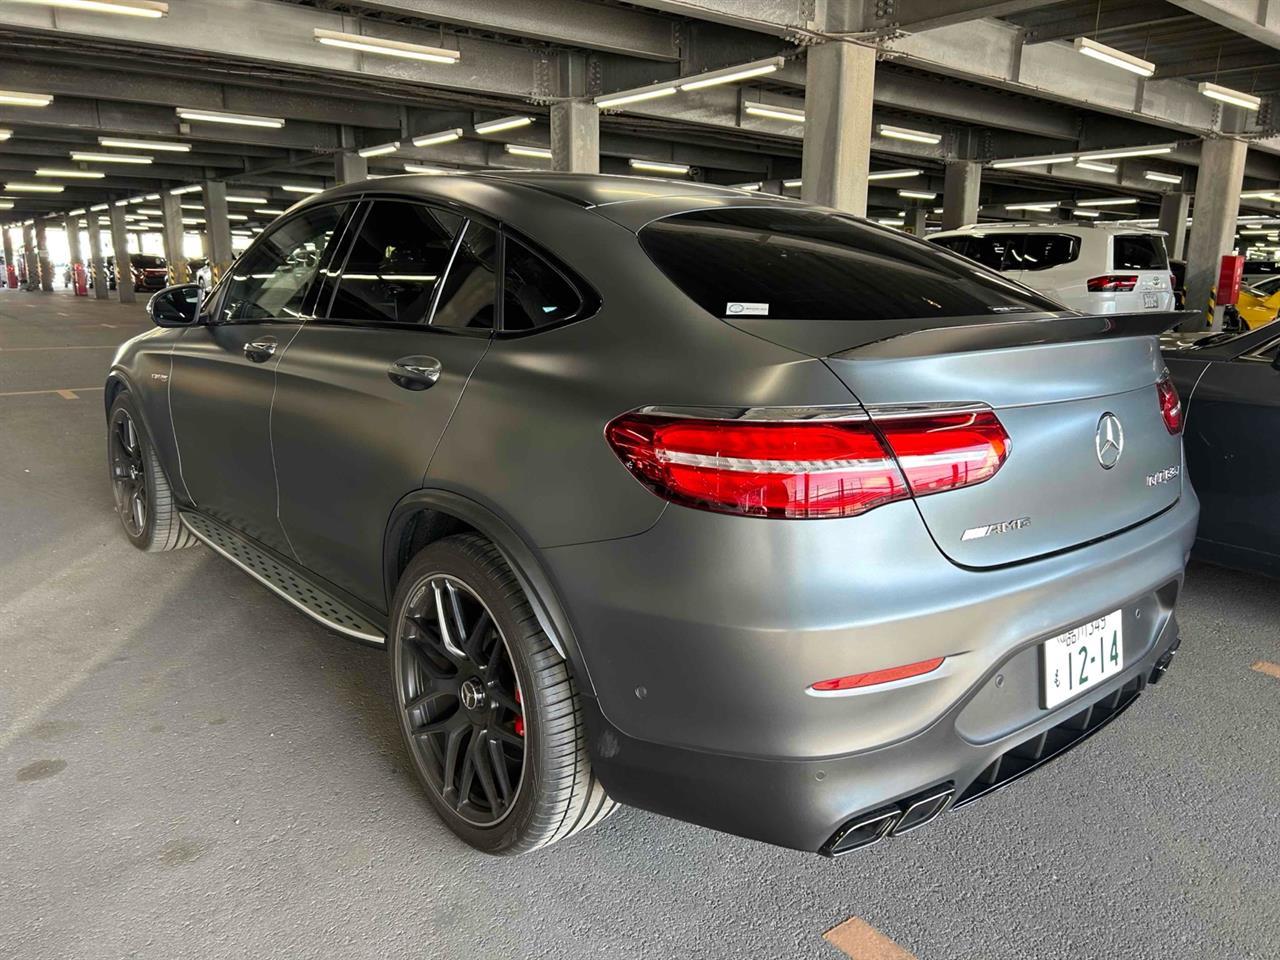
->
(834, 311, 1198, 360)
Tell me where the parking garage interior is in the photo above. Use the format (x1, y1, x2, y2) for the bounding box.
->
(3, 2, 1280, 959)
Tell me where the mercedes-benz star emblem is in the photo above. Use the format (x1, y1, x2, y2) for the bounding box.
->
(1095, 412, 1124, 470)
(460, 678, 486, 712)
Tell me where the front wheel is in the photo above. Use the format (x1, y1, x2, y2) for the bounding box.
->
(389, 534, 615, 855)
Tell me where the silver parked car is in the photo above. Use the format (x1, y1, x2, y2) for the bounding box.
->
(109, 173, 1197, 856)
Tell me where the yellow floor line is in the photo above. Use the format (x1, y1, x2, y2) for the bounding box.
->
(824, 918, 918, 959)
(56, 389, 79, 400)
(0, 385, 104, 398)
(1251, 661, 1280, 680)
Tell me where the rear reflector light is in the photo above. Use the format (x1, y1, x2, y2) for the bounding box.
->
(1157, 370, 1182, 434)
(810, 657, 945, 692)
(1087, 274, 1138, 292)
(605, 409, 1009, 519)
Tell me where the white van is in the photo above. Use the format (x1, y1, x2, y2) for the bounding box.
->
(928, 223, 1175, 314)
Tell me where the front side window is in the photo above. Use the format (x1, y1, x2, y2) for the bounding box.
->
(219, 204, 347, 322)
(642, 209, 1059, 322)
(326, 200, 463, 326)
(1112, 234, 1169, 271)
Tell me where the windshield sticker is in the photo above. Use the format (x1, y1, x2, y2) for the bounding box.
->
(726, 302, 769, 316)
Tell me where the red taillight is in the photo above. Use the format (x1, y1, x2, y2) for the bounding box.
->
(604, 409, 1009, 519)
(1157, 371, 1182, 434)
(810, 657, 946, 693)
(1087, 274, 1139, 292)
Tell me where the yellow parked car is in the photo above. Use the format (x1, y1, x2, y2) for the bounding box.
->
(1207, 278, 1280, 329)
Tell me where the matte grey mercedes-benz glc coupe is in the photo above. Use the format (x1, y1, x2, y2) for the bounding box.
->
(106, 172, 1197, 857)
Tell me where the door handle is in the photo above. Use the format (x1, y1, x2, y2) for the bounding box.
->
(243, 337, 278, 363)
(388, 355, 442, 391)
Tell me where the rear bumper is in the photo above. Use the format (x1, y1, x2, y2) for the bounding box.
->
(543, 485, 1198, 853)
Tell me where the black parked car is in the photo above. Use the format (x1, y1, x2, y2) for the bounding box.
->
(1165, 323, 1280, 576)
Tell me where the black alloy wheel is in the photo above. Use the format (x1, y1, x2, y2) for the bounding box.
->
(394, 573, 526, 826)
(109, 407, 148, 538)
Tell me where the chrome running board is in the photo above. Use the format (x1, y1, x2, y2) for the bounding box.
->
(181, 511, 385, 645)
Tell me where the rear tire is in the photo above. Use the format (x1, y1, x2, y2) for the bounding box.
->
(106, 392, 196, 552)
(389, 534, 615, 855)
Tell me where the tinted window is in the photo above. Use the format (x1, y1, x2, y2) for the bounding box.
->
(503, 237, 585, 331)
(327, 201, 463, 326)
(220, 205, 346, 322)
(1112, 234, 1169, 270)
(431, 220, 497, 330)
(641, 209, 1058, 321)
(131, 254, 167, 269)
(930, 234, 1014, 271)
(1008, 234, 1079, 271)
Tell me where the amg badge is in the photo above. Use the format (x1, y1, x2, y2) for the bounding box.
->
(961, 517, 1031, 542)
(1146, 465, 1180, 487)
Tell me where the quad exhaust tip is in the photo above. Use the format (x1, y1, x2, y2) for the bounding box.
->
(822, 784, 955, 857)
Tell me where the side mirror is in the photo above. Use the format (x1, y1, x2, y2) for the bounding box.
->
(147, 283, 202, 327)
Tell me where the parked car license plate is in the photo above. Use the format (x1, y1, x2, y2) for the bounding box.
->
(1041, 610, 1123, 708)
(1143, 292, 1158, 308)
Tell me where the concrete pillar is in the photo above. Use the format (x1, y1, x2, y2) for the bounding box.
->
(109, 205, 137, 304)
(87, 218, 110, 300)
(1185, 137, 1248, 327)
(336, 151, 368, 185)
(1158, 192, 1191, 261)
(160, 192, 188, 284)
(801, 41, 875, 216)
(2, 226, 15, 287)
(21, 223, 37, 291)
(942, 161, 982, 230)
(63, 216, 83, 290)
(34, 221, 54, 291)
(203, 180, 234, 286)
(550, 101, 600, 174)
(906, 207, 928, 237)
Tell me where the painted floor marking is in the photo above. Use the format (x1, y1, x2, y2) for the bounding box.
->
(1251, 661, 1280, 680)
(0, 344, 118, 351)
(0, 385, 104, 398)
(55, 389, 79, 400)
(824, 918, 918, 959)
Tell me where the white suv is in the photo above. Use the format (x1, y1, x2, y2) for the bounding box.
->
(928, 223, 1175, 315)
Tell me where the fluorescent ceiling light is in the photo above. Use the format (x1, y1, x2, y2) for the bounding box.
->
(1077, 197, 1138, 206)
(177, 108, 285, 129)
(68, 208, 85, 215)
(136, 208, 162, 215)
(254, 207, 285, 215)
(282, 184, 323, 194)
(7, 0, 167, 15)
(629, 158, 690, 175)
(735, 182, 762, 191)
(868, 168, 922, 181)
(595, 86, 677, 109)
(0, 90, 53, 107)
(182, 217, 205, 225)
(1005, 202, 1059, 211)
(3, 182, 63, 192)
(404, 163, 451, 175)
(358, 142, 400, 158)
(991, 154, 1075, 169)
(474, 116, 533, 135)
(313, 28, 459, 64)
(679, 58, 782, 91)
(1075, 160, 1118, 173)
(878, 124, 942, 145)
(180, 203, 203, 210)
(98, 137, 189, 152)
(170, 184, 202, 195)
(0, 202, 12, 210)
(90, 203, 109, 211)
(129, 196, 146, 204)
(1072, 209, 1101, 217)
(505, 144, 552, 159)
(0, 129, 10, 142)
(1198, 81, 1261, 111)
(1078, 145, 1173, 160)
(782, 178, 802, 189)
(1145, 170, 1183, 184)
(113, 199, 129, 206)
(898, 189, 936, 200)
(36, 168, 105, 179)
(877, 218, 906, 226)
(1240, 189, 1280, 199)
(411, 128, 463, 148)
(1073, 37, 1154, 77)
(70, 151, 151, 164)
(226, 195, 268, 204)
(227, 214, 249, 221)
(743, 102, 805, 123)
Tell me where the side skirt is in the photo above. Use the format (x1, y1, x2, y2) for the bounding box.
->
(181, 510, 386, 645)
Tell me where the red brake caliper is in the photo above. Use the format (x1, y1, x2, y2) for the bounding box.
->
(513, 688, 525, 738)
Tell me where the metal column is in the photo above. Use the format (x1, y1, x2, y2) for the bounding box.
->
(800, 41, 875, 217)
(336, 151, 368, 185)
(87, 216, 110, 300)
(203, 181, 234, 286)
(1158, 192, 1191, 262)
(1184, 137, 1247, 326)
(161, 192, 188, 284)
(550, 101, 600, 174)
(109, 204, 137, 304)
(942, 161, 981, 230)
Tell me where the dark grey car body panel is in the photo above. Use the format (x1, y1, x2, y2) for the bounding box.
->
(107, 172, 1197, 852)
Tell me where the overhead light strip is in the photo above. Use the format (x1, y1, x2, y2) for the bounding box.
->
(1073, 37, 1155, 77)
(99, 137, 190, 152)
(313, 28, 460, 64)
(990, 154, 1075, 169)
(36, 168, 105, 178)
(878, 124, 942, 145)
(1078, 144, 1173, 160)
(177, 108, 285, 128)
(1076, 197, 1139, 206)
(868, 168, 922, 181)
(474, 115, 533, 135)
(505, 144, 552, 159)
(70, 151, 152, 164)
(629, 158, 690, 175)
(0, 90, 53, 107)
(1075, 160, 1118, 173)
(411, 128, 463, 148)
(357, 142, 400, 158)
(1198, 81, 1261, 111)
(742, 102, 805, 123)
(679, 58, 783, 91)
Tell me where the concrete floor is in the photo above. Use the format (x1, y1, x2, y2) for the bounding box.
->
(2, 288, 1278, 960)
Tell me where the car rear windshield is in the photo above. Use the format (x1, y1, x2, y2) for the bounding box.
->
(131, 255, 166, 268)
(639, 208, 1059, 322)
(929, 233, 1080, 272)
(1111, 234, 1168, 270)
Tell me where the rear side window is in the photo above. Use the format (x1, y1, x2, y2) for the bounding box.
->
(502, 237, 585, 331)
(1008, 234, 1079, 271)
(641, 209, 1059, 321)
(431, 221, 498, 330)
(327, 201, 463, 326)
(1112, 234, 1169, 271)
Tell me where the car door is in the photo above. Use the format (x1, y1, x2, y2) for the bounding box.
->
(168, 202, 354, 552)
(271, 198, 497, 608)
(1183, 334, 1280, 568)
